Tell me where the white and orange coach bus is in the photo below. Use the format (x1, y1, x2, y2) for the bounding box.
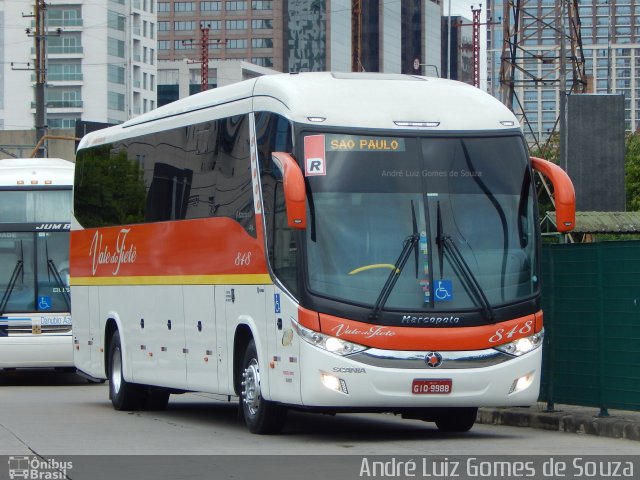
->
(71, 72, 575, 434)
(0, 158, 74, 371)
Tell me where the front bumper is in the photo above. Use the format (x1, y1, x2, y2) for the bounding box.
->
(0, 335, 74, 368)
(297, 340, 541, 409)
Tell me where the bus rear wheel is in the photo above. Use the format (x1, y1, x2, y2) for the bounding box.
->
(434, 407, 478, 432)
(108, 330, 144, 411)
(239, 339, 287, 434)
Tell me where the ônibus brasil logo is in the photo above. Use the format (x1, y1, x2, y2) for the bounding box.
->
(8, 456, 72, 480)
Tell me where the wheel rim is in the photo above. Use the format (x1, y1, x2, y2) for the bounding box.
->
(111, 345, 122, 395)
(242, 358, 261, 417)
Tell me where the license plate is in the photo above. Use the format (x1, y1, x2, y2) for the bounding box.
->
(412, 379, 452, 394)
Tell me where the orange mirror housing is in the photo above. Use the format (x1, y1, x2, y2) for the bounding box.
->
(272, 152, 307, 229)
(531, 156, 576, 233)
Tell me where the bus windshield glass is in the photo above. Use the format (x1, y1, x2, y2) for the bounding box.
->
(0, 189, 71, 314)
(302, 133, 537, 313)
(0, 190, 71, 224)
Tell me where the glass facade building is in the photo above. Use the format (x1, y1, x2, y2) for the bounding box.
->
(158, 0, 443, 104)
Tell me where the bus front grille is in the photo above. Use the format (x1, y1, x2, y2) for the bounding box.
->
(5, 324, 72, 335)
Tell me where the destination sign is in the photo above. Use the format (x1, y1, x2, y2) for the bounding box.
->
(327, 135, 406, 152)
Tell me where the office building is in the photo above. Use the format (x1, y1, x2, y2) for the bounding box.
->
(441, 15, 473, 84)
(0, 0, 157, 130)
(156, 0, 443, 104)
(286, 0, 442, 75)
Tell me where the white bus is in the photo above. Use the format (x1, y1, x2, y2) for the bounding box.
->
(71, 72, 575, 433)
(0, 158, 74, 370)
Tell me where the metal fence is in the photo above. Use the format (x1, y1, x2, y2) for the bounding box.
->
(540, 241, 640, 413)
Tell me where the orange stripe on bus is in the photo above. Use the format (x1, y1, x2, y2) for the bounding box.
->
(70, 217, 268, 279)
(297, 306, 320, 331)
(318, 311, 543, 351)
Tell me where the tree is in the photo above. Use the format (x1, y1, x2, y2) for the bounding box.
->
(625, 133, 640, 211)
(529, 134, 560, 223)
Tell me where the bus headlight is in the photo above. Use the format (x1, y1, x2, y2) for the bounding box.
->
(494, 330, 543, 356)
(291, 319, 367, 356)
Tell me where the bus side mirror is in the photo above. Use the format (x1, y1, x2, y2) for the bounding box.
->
(272, 152, 307, 229)
(531, 156, 576, 233)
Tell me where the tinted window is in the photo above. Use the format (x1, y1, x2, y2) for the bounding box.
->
(255, 112, 298, 294)
(74, 115, 256, 236)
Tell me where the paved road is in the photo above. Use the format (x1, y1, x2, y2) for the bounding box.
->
(1, 370, 638, 458)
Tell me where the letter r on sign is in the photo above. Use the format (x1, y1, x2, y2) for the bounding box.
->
(306, 158, 324, 175)
(304, 135, 326, 176)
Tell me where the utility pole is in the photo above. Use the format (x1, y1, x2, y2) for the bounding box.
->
(33, 0, 46, 157)
(13, 1, 48, 157)
(351, 0, 363, 72)
(33, 0, 47, 158)
(12, 1, 61, 157)
(457, 6, 499, 88)
(471, 5, 482, 88)
(447, 0, 452, 78)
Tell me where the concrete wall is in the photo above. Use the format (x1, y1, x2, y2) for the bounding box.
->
(0, 129, 76, 161)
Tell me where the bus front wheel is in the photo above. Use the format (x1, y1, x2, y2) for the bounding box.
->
(108, 330, 144, 411)
(434, 407, 478, 432)
(239, 339, 287, 434)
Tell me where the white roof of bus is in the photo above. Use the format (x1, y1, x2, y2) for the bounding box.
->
(78, 72, 520, 149)
(0, 158, 74, 187)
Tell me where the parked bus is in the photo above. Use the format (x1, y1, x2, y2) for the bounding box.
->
(0, 158, 74, 370)
(71, 72, 575, 433)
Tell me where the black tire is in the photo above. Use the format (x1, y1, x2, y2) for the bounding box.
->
(434, 407, 478, 432)
(143, 387, 170, 411)
(108, 330, 145, 411)
(239, 339, 287, 434)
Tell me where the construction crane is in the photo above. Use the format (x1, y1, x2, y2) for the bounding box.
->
(182, 26, 226, 92)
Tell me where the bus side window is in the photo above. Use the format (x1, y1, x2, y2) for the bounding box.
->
(273, 182, 299, 296)
(256, 111, 297, 294)
(208, 115, 256, 236)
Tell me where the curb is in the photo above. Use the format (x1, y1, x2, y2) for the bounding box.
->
(477, 406, 640, 441)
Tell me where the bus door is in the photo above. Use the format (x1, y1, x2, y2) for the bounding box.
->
(87, 287, 102, 374)
(214, 286, 231, 394)
(264, 179, 302, 404)
(184, 285, 218, 392)
(267, 286, 302, 404)
(72, 285, 102, 377)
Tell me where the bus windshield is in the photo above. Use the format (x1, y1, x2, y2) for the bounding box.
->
(302, 133, 537, 313)
(0, 189, 71, 314)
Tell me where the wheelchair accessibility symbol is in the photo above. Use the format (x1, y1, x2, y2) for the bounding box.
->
(434, 280, 453, 302)
(38, 296, 52, 311)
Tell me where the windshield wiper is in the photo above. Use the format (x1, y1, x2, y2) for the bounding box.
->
(370, 201, 419, 320)
(45, 240, 71, 311)
(435, 201, 495, 321)
(0, 242, 24, 316)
